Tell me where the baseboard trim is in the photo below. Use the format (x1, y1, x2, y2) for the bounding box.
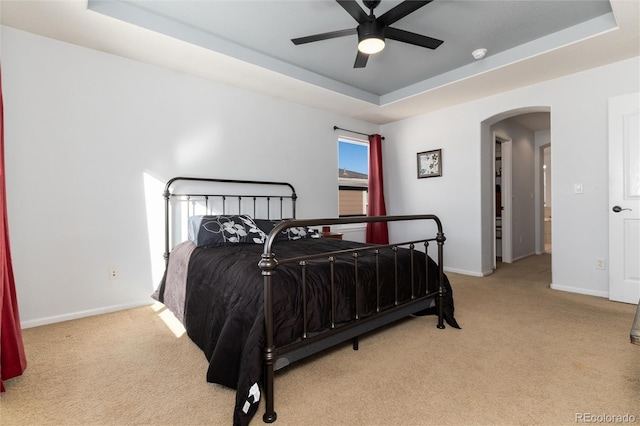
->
(512, 252, 537, 263)
(550, 283, 608, 299)
(21, 299, 155, 329)
(444, 267, 486, 277)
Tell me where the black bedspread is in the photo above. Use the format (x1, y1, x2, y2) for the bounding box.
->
(179, 238, 458, 425)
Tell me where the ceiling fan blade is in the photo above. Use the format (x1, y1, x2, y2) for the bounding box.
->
(291, 28, 357, 45)
(386, 27, 443, 50)
(354, 50, 369, 68)
(336, 0, 368, 23)
(378, 0, 433, 25)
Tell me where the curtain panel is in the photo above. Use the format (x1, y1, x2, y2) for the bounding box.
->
(366, 134, 389, 244)
(0, 63, 27, 391)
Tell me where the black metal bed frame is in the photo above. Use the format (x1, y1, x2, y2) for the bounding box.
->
(163, 177, 446, 424)
(163, 176, 297, 264)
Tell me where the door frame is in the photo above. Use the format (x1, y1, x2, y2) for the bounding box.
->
(500, 138, 513, 264)
(536, 144, 552, 254)
(493, 134, 512, 266)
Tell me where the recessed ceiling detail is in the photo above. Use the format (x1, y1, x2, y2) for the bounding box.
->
(87, 0, 616, 105)
(2, 1, 636, 124)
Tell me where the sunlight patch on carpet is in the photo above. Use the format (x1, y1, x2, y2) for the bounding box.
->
(151, 303, 186, 337)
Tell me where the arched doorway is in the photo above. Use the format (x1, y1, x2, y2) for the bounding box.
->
(480, 107, 551, 274)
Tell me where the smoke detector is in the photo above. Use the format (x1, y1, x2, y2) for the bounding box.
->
(472, 48, 487, 60)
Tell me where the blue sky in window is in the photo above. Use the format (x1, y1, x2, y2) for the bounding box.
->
(339, 141, 368, 175)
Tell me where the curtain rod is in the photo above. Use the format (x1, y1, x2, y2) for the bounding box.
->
(333, 126, 385, 140)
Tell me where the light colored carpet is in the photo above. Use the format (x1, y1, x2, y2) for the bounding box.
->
(2, 254, 638, 425)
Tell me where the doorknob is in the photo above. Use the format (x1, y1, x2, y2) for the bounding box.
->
(612, 205, 632, 213)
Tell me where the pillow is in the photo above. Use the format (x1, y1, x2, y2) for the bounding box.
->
(188, 214, 267, 247)
(253, 219, 288, 242)
(282, 226, 320, 240)
(253, 219, 320, 241)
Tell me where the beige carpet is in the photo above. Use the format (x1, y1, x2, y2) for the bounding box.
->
(2, 254, 638, 425)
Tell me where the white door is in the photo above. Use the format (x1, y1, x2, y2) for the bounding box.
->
(608, 92, 640, 304)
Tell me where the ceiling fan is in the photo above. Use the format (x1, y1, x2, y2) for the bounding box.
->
(291, 0, 444, 68)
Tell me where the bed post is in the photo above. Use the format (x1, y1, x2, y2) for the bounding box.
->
(291, 192, 297, 219)
(259, 251, 278, 423)
(436, 229, 446, 330)
(163, 185, 171, 267)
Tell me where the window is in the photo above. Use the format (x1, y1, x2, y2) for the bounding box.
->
(338, 138, 368, 216)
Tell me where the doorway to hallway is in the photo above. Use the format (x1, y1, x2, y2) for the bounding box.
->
(482, 109, 551, 274)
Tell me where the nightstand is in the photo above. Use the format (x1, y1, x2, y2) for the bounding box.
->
(321, 232, 343, 240)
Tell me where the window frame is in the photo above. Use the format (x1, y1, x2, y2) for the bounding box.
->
(338, 137, 369, 218)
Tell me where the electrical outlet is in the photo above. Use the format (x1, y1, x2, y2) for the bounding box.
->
(109, 267, 118, 280)
(596, 259, 605, 270)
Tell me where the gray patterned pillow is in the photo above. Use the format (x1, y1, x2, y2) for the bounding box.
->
(188, 214, 267, 247)
(253, 219, 320, 241)
(282, 226, 320, 240)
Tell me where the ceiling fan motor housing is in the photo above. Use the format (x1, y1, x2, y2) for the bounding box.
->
(358, 20, 386, 44)
(362, 0, 382, 11)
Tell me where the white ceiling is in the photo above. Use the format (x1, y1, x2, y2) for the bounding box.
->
(1, 1, 638, 125)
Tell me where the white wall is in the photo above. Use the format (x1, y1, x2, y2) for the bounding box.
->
(1, 26, 377, 327)
(381, 56, 639, 298)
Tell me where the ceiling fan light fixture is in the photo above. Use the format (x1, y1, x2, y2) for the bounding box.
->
(358, 37, 385, 54)
(357, 20, 386, 54)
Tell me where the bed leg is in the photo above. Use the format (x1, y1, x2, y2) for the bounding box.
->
(437, 231, 446, 330)
(261, 254, 278, 423)
(436, 294, 445, 329)
(263, 360, 277, 423)
(352, 336, 359, 350)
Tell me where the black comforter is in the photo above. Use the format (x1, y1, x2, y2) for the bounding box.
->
(171, 238, 457, 425)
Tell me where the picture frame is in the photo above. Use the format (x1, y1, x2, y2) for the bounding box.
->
(417, 149, 442, 178)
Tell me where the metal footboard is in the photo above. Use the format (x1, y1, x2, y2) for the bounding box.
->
(259, 215, 446, 423)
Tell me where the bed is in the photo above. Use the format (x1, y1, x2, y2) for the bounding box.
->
(153, 177, 459, 425)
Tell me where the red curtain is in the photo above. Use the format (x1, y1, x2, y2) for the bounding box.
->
(366, 134, 389, 244)
(0, 64, 27, 392)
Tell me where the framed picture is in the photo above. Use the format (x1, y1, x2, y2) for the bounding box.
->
(417, 149, 442, 178)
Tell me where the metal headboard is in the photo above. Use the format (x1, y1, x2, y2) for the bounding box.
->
(163, 177, 297, 264)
